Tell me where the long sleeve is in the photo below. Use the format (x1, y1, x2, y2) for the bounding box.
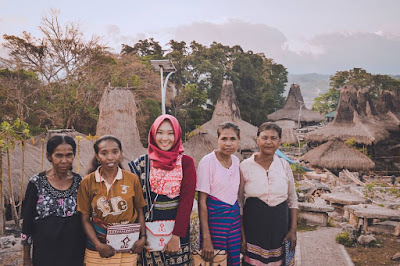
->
(21, 181, 39, 245)
(172, 155, 196, 237)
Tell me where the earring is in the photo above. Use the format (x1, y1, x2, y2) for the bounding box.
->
(97, 160, 101, 165)
(48, 158, 52, 162)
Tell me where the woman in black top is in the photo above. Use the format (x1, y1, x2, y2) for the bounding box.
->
(21, 135, 85, 266)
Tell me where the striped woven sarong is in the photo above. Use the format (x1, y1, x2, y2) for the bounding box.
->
(84, 249, 137, 265)
(203, 195, 241, 266)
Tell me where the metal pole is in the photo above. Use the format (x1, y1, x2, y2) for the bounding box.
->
(160, 67, 165, 115)
(161, 71, 175, 116)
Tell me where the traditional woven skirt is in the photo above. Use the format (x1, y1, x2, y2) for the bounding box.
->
(84, 249, 137, 265)
(138, 193, 192, 266)
(243, 198, 291, 266)
(201, 195, 241, 266)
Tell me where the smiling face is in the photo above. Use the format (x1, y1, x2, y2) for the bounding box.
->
(257, 129, 280, 156)
(217, 128, 239, 157)
(155, 120, 175, 151)
(95, 140, 122, 171)
(48, 143, 74, 174)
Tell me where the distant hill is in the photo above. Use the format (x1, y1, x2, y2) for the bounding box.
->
(284, 73, 330, 109)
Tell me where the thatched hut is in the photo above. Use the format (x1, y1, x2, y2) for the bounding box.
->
(267, 84, 324, 127)
(96, 87, 146, 168)
(184, 80, 258, 165)
(376, 90, 400, 132)
(305, 85, 389, 145)
(302, 138, 375, 172)
(1, 142, 45, 203)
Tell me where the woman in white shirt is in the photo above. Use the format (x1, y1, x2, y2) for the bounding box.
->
(240, 122, 298, 266)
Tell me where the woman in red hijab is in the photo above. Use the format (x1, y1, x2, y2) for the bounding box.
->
(129, 115, 196, 266)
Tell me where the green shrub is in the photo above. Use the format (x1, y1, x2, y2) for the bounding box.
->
(336, 231, 354, 247)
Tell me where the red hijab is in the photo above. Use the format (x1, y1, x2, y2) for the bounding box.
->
(148, 115, 184, 170)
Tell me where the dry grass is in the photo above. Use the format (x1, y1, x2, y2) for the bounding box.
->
(346, 234, 400, 265)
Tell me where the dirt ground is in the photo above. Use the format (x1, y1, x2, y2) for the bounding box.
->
(345, 234, 400, 266)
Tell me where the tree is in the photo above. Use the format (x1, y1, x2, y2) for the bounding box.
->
(312, 88, 341, 115)
(171, 83, 208, 134)
(1, 9, 112, 133)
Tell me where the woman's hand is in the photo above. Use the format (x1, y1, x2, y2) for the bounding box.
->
(131, 236, 146, 253)
(283, 229, 297, 252)
(95, 243, 116, 258)
(164, 235, 180, 253)
(201, 237, 214, 262)
(241, 235, 247, 254)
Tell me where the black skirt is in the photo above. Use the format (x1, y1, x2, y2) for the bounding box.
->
(32, 214, 86, 266)
(243, 197, 289, 265)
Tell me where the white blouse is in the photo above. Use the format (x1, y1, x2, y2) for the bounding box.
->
(240, 154, 298, 209)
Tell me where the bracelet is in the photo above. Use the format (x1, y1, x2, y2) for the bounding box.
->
(139, 234, 147, 240)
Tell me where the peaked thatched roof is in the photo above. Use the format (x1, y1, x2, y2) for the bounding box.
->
(184, 80, 257, 165)
(96, 87, 146, 168)
(376, 90, 400, 132)
(267, 84, 324, 123)
(302, 138, 375, 172)
(305, 85, 389, 145)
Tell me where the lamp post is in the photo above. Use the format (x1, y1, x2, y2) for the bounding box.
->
(297, 101, 305, 157)
(150, 60, 177, 115)
(297, 101, 305, 129)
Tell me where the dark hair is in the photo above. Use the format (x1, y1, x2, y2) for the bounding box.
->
(88, 135, 123, 174)
(217, 121, 240, 139)
(46, 135, 77, 160)
(257, 122, 282, 139)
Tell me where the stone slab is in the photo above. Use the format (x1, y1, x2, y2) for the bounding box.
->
(321, 192, 370, 205)
(298, 202, 334, 213)
(344, 204, 400, 220)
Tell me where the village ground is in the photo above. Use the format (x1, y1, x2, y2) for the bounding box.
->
(1, 223, 400, 265)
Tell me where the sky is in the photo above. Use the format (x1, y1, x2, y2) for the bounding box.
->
(1, 0, 399, 75)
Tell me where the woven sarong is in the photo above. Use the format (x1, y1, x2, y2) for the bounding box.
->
(84, 249, 137, 265)
(202, 195, 241, 266)
(243, 198, 290, 265)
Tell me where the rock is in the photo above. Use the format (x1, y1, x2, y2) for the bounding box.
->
(0, 235, 22, 251)
(339, 223, 358, 242)
(357, 234, 377, 246)
(392, 252, 400, 261)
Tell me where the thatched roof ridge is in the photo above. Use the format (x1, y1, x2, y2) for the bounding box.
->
(96, 87, 146, 168)
(305, 85, 390, 145)
(267, 84, 324, 123)
(184, 80, 257, 164)
(302, 138, 375, 172)
(375, 90, 400, 132)
(212, 80, 241, 120)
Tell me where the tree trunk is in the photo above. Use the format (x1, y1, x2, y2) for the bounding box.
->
(41, 139, 45, 171)
(0, 151, 4, 235)
(18, 140, 25, 222)
(7, 148, 19, 227)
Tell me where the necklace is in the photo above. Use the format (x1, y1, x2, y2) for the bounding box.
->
(216, 151, 232, 168)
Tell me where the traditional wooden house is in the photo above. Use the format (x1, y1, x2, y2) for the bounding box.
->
(267, 84, 324, 128)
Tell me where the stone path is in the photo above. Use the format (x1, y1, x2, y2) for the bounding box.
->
(295, 227, 354, 266)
